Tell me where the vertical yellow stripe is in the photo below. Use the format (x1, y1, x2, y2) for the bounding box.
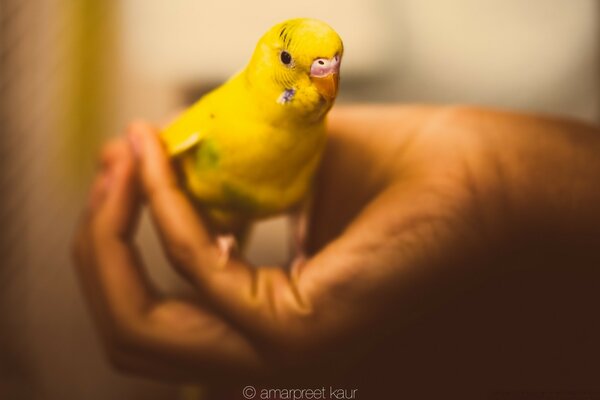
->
(61, 1, 116, 187)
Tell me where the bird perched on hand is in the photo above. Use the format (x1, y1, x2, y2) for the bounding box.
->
(161, 18, 343, 258)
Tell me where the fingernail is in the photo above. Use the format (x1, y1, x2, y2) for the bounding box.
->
(127, 131, 141, 158)
(128, 128, 142, 158)
(101, 171, 113, 192)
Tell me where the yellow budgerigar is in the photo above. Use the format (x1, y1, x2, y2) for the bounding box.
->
(161, 18, 343, 255)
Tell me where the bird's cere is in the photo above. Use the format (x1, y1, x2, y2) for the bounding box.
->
(310, 55, 341, 78)
(310, 55, 340, 100)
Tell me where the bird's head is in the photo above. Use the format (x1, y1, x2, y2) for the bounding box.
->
(246, 18, 343, 118)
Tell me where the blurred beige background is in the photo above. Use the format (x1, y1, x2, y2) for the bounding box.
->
(1, 1, 598, 399)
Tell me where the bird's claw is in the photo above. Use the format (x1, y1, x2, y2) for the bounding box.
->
(216, 234, 238, 267)
(290, 252, 308, 272)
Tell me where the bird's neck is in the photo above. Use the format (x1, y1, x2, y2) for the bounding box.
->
(240, 66, 332, 124)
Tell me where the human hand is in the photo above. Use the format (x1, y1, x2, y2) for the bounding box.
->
(73, 105, 600, 395)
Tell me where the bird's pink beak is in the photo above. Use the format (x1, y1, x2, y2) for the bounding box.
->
(310, 55, 341, 100)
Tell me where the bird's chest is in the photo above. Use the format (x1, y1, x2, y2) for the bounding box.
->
(220, 123, 324, 186)
(192, 122, 326, 214)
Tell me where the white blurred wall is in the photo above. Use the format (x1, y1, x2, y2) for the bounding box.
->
(387, 0, 599, 121)
(119, 0, 389, 83)
(119, 0, 599, 121)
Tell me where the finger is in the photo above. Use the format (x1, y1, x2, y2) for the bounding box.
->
(83, 140, 124, 215)
(77, 139, 158, 330)
(89, 128, 266, 359)
(127, 122, 258, 285)
(111, 299, 265, 381)
(127, 121, 222, 269)
(74, 141, 265, 378)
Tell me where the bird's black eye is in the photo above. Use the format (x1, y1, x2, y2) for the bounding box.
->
(280, 51, 292, 65)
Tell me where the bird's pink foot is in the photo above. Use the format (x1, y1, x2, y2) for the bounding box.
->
(216, 234, 238, 266)
(290, 252, 308, 272)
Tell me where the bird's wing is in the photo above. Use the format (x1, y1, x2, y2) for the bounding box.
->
(161, 73, 242, 156)
(160, 100, 213, 156)
(161, 128, 203, 156)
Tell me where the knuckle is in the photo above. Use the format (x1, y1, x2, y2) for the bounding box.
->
(100, 139, 124, 164)
(106, 349, 134, 374)
(266, 325, 318, 368)
(165, 235, 199, 267)
(110, 321, 143, 352)
(439, 105, 479, 123)
(143, 179, 165, 207)
(89, 214, 111, 243)
(248, 269, 320, 358)
(145, 178, 178, 204)
(103, 318, 152, 374)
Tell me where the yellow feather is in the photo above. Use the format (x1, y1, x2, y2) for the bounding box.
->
(161, 18, 343, 231)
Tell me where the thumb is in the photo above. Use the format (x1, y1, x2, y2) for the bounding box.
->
(127, 121, 179, 196)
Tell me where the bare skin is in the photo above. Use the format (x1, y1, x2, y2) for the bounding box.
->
(73, 105, 600, 398)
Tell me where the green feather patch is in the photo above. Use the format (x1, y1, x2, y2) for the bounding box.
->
(221, 183, 261, 213)
(196, 139, 221, 168)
